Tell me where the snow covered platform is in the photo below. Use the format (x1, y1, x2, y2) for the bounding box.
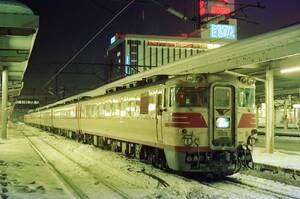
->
(253, 147, 300, 173)
(0, 123, 71, 199)
(258, 128, 300, 137)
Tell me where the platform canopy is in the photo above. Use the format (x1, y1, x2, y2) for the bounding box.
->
(0, 0, 39, 106)
(41, 22, 300, 109)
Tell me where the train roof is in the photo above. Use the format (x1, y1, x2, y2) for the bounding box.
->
(30, 73, 255, 113)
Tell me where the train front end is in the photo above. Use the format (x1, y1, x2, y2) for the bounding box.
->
(163, 75, 256, 176)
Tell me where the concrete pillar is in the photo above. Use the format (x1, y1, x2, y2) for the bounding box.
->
(265, 66, 274, 153)
(284, 99, 288, 130)
(1, 69, 8, 139)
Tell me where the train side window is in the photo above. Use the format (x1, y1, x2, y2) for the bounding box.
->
(169, 88, 175, 107)
(157, 94, 162, 116)
(163, 88, 167, 108)
(81, 104, 86, 118)
(70, 108, 76, 118)
(104, 103, 112, 117)
(238, 88, 255, 108)
(135, 96, 140, 116)
(140, 93, 149, 114)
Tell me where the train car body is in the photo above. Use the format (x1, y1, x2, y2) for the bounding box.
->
(24, 74, 256, 176)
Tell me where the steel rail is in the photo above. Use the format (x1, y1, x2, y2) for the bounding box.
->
(36, 136, 132, 199)
(224, 177, 299, 199)
(22, 132, 89, 199)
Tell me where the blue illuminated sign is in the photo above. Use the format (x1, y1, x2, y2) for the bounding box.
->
(110, 35, 117, 44)
(125, 55, 130, 75)
(210, 24, 236, 40)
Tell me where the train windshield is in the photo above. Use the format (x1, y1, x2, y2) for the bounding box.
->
(175, 87, 207, 107)
(238, 88, 255, 108)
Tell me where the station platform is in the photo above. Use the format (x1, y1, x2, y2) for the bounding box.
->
(258, 128, 300, 137)
(253, 147, 300, 172)
(0, 123, 70, 199)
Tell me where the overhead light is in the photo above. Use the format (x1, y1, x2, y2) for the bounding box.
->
(280, 66, 300, 74)
(293, 104, 300, 109)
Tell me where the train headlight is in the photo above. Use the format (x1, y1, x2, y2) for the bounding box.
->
(216, 117, 230, 128)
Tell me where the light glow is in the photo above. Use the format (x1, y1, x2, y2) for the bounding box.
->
(280, 66, 300, 74)
(293, 104, 300, 109)
(199, 0, 205, 16)
(216, 116, 230, 128)
(210, 5, 231, 15)
(207, 43, 222, 49)
(210, 24, 236, 40)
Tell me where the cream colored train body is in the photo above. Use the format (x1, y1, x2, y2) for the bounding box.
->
(24, 74, 256, 175)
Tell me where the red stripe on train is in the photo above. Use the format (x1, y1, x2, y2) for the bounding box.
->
(238, 113, 256, 128)
(165, 112, 208, 128)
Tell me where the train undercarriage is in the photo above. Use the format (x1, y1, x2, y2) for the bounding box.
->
(32, 124, 253, 178)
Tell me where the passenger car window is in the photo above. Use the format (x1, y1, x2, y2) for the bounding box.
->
(238, 88, 255, 108)
(140, 93, 149, 114)
(175, 87, 207, 107)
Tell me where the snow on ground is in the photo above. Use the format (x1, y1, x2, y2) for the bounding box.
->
(1, 122, 300, 199)
(253, 147, 300, 171)
(0, 123, 71, 199)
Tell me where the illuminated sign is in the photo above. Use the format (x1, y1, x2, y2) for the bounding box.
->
(210, 24, 236, 40)
(199, 0, 205, 16)
(110, 35, 117, 44)
(125, 55, 130, 74)
(146, 41, 210, 49)
(210, 5, 231, 15)
(199, 0, 234, 16)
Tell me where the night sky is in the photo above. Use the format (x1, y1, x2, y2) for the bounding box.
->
(16, 0, 300, 104)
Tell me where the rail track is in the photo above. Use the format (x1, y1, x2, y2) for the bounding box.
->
(21, 125, 300, 199)
(196, 174, 300, 199)
(226, 174, 300, 199)
(22, 131, 132, 199)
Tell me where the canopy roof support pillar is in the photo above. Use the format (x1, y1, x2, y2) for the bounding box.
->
(1, 68, 8, 139)
(265, 65, 274, 153)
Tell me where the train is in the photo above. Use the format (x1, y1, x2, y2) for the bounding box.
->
(24, 74, 257, 176)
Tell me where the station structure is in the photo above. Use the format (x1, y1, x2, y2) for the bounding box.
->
(1, 0, 300, 156)
(0, 1, 39, 138)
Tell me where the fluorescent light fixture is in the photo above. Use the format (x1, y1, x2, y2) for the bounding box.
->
(293, 104, 300, 109)
(280, 66, 300, 74)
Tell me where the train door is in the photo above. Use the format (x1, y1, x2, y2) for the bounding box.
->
(156, 93, 163, 143)
(209, 83, 236, 150)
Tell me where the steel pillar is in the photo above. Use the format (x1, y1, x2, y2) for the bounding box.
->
(1, 69, 8, 139)
(265, 66, 274, 153)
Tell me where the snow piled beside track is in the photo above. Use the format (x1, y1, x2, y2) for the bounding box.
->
(2, 123, 300, 199)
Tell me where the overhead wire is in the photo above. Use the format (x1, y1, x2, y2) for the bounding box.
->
(41, 0, 136, 89)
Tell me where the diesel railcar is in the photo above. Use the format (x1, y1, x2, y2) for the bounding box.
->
(24, 74, 257, 176)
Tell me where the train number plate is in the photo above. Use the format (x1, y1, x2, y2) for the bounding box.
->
(217, 131, 228, 137)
